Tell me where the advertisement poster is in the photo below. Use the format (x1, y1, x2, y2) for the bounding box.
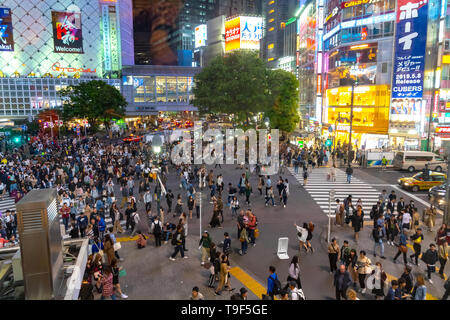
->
(194, 24, 207, 48)
(52, 11, 83, 54)
(390, 0, 428, 121)
(225, 17, 240, 52)
(239, 17, 262, 50)
(0, 8, 14, 52)
(108, 5, 120, 71)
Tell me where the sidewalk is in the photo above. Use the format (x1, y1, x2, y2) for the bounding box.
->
(321, 217, 447, 300)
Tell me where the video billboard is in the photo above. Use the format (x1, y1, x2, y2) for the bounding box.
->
(0, 8, 14, 52)
(52, 11, 84, 54)
(195, 24, 207, 48)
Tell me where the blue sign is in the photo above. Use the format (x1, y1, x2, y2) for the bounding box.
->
(0, 8, 14, 52)
(391, 0, 428, 99)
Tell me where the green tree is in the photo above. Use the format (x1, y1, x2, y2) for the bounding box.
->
(266, 69, 300, 137)
(192, 50, 269, 127)
(59, 80, 127, 132)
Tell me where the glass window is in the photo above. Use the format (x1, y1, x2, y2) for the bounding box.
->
(144, 76, 155, 103)
(166, 76, 177, 103)
(156, 76, 166, 102)
(177, 77, 188, 103)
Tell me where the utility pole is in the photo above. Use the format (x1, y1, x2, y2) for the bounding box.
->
(199, 192, 202, 240)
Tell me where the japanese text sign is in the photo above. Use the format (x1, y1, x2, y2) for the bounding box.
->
(52, 11, 83, 54)
(0, 8, 14, 52)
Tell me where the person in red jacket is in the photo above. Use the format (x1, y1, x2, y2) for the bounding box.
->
(246, 210, 257, 246)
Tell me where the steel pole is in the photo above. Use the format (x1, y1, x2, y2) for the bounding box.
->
(199, 192, 202, 239)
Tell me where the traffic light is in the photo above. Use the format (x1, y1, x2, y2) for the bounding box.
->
(298, 140, 304, 148)
(325, 139, 332, 147)
(12, 136, 21, 145)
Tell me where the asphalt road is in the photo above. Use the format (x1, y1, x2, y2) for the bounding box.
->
(112, 164, 447, 300)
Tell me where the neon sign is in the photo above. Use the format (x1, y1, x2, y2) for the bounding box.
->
(341, 0, 382, 9)
(51, 62, 96, 73)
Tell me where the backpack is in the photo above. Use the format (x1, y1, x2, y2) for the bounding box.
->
(153, 222, 162, 235)
(272, 275, 282, 295)
(171, 233, 178, 245)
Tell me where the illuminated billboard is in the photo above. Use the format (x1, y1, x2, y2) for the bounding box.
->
(225, 16, 262, 52)
(195, 24, 207, 48)
(52, 11, 84, 54)
(0, 8, 14, 52)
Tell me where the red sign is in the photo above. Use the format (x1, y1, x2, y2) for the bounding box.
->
(436, 127, 450, 133)
(296, 51, 300, 67)
(317, 74, 322, 94)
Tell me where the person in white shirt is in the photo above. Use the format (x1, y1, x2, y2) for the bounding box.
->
(402, 211, 411, 230)
(288, 281, 305, 300)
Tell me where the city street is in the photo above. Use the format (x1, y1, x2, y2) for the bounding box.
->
(111, 163, 448, 300)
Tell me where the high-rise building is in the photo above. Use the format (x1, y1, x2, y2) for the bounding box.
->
(215, 0, 263, 16)
(0, 0, 130, 118)
(132, 0, 217, 66)
(261, 0, 298, 68)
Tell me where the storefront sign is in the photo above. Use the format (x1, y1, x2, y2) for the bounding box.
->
(436, 127, 450, 133)
(51, 62, 96, 73)
(325, 7, 339, 23)
(341, 0, 382, 8)
(0, 8, 14, 52)
(391, 0, 428, 100)
(225, 16, 262, 52)
(52, 11, 84, 54)
(195, 24, 207, 48)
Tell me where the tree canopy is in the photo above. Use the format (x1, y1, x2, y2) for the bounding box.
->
(266, 69, 300, 136)
(59, 80, 127, 131)
(193, 51, 299, 133)
(192, 50, 270, 127)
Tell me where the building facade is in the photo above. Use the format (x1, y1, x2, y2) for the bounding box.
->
(121, 65, 200, 116)
(0, 0, 129, 119)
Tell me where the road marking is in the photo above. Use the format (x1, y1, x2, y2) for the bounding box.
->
(229, 266, 271, 300)
(116, 235, 140, 242)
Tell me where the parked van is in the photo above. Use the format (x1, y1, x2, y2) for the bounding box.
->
(393, 151, 446, 172)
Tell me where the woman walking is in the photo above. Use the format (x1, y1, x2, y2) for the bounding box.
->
(111, 258, 128, 299)
(413, 275, 427, 300)
(187, 195, 195, 220)
(174, 194, 183, 217)
(286, 255, 302, 289)
(371, 262, 387, 300)
(100, 266, 116, 300)
(230, 196, 239, 219)
(345, 249, 358, 286)
(110, 202, 124, 234)
(214, 254, 232, 296)
(328, 238, 340, 274)
(352, 207, 364, 243)
(356, 250, 372, 294)
(103, 234, 115, 265)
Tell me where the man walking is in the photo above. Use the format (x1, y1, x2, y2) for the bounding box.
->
(373, 225, 386, 259)
(334, 264, 352, 300)
(169, 225, 188, 261)
(345, 165, 353, 184)
(422, 243, 439, 284)
(410, 228, 424, 266)
(267, 266, 280, 300)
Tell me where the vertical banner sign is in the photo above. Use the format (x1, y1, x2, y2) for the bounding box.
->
(52, 11, 83, 53)
(225, 17, 241, 52)
(102, 5, 111, 71)
(390, 0, 428, 122)
(0, 8, 14, 51)
(108, 5, 119, 71)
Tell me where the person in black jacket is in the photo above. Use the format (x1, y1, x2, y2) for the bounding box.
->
(397, 197, 405, 214)
(423, 243, 439, 283)
(334, 264, 352, 300)
(399, 265, 414, 294)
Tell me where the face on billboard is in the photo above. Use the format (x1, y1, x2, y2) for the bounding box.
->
(0, 8, 14, 52)
(52, 11, 83, 54)
(225, 17, 240, 52)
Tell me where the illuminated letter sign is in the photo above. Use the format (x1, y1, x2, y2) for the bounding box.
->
(225, 17, 241, 52)
(52, 11, 83, 54)
(0, 8, 14, 52)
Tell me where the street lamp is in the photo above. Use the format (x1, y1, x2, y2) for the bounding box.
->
(264, 117, 270, 128)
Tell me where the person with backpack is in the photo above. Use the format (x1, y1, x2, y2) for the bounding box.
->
(150, 216, 163, 247)
(372, 225, 386, 259)
(267, 266, 281, 299)
(346, 165, 353, 184)
(422, 243, 439, 284)
(169, 225, 187, 261)
(199, 230, 212, 266)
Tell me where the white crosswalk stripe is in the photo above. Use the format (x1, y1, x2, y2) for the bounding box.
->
(288, 167, 380, 219)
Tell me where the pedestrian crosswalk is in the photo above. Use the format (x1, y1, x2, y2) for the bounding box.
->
(288, 167, 379, 219)
(0, 197, 17, 214)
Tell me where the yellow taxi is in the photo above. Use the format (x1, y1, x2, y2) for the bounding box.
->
(398, 171, 446, 192)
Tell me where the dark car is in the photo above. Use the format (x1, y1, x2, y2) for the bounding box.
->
(429, 183, 447, 209)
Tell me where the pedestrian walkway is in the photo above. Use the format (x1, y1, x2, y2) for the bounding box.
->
(288, 167, 379, 219)
(0, 197, 16, 214)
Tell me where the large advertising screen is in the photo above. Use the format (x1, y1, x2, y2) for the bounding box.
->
(52, 11, 84, 54)
(0, 8, 14, 52)
(225, 16, 262, 52)
(390, 0, 428, 121)
(195, 24, 207, 48)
